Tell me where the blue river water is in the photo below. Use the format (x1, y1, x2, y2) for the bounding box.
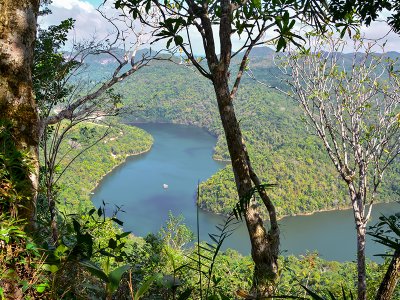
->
(92, 123, 399, 262)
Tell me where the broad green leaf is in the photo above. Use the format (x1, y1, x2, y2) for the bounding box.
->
(111, 217, 123, 226)
(135, 274, 158, 298)
(36, 283, 49, 293)
(42, 264, 59, 273)
(54, 244, 69, 259)
(253, 0, 261, 10)
(79, 260, 109, 283)
(117, 231, 131, 239)
(301, 284, 326, 300)
(108, 264, 130, 292)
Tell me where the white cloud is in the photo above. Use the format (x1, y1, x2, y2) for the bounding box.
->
(39, 0, 156, 54)
(359, 22, 400, 52)
(329, 21, 400, 53)
(39, 0, 116, 44)
(51, 0, 95, 13)
(40, 2, 400, 54)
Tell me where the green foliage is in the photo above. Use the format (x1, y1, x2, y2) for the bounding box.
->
(0, 214, 50, 299)
(275, 253, 395, 299)
(142, 213, 245, 299)
(27, 14, 400, 298)
(115, 0, 329, 54)
(107, 54, 399, 219)
(0, 215, 26, 243)
(50, 121, 153, 214)
(196, 213, 240, 299)
(105, 215, 397, 299)
(328, 0, 400, 33)
(33, 18, 79, 117)
(80, 260, 130, 297)
(40, 203, 139, 299)
(129, 273, 158, 300)
(232, 183, 276, 220)
(0, 122, 50, 298)
(300, 285, 354, 300)
(0, 120, 34, 214)
(160, 212, 194, 251)
(368, 210, 400, 255)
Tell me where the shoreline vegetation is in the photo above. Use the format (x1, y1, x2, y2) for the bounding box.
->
(198, 195, 395, 222)
(57, 122, 153, 214)
(90, 145, 153, 194)
(61, 121, 396, 224)
(128, 122, 397, 222)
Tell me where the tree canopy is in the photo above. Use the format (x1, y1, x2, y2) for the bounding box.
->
(329, 0, 400, 32)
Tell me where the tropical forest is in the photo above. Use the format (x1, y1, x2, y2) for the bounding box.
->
(0, 0, 399, 299)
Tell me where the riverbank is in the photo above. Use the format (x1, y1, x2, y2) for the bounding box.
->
(198, 190, 398, 222)
(197, 202, 351, 221)
(57, 122, 153, 213)
(88, 123, 398, 261)
(90, 145, 153, 194)
(86, 121, 397, 224)
(128, 122, 397, 222)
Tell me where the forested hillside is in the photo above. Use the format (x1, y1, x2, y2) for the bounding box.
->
(50, 122, 153, 213)
(90, 48, 400, 218)
(3, 0, 400, 298)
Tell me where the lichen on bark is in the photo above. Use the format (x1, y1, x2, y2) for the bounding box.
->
(0, 0, 40, 227)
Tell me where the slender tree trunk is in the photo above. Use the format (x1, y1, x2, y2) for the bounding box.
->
(47, 187, 59, 245)
(349, 186, 367, 300)
(0, 0, 40, 227)
(213, 73, 279, 296)
(194, 0, 280, 294)
(375, 248, 400, 300)
(356, 222, 367, 300)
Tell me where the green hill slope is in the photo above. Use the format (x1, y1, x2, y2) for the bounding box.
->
(92, 48, 399, 218)
(55, 122, 153, 213)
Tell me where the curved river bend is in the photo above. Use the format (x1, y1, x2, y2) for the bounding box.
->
(92, 123, 399, 262)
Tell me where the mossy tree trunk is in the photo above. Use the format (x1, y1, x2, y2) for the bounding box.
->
(0, 0, 40, 227)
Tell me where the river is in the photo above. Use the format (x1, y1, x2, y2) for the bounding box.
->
(92, 123, 399, 262)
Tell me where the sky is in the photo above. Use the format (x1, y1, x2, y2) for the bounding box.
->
(40, 0, 400, 54)
(82, 0, 102, 5)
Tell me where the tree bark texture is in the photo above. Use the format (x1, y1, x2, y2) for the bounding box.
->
(356, 223, 367, 300)
(375, 248, 400, 300)
(197, 0, 280, 296)
(48, 191, 59, 245)
(0, 0, 40, 226)
(349, 186, 367, 300)
(213, 72, 279, 296)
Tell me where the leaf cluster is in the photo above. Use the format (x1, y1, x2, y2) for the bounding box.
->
(115, 0, 332, 55)
(368, 210, 400, 256)
(33, 19, 80, 117)
(328, 0, 400, 33)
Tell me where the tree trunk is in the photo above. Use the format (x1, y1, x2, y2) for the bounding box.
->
(375, 248, 400, 300)
(47, 188, 59, 245)
(356, 222, 367, 300)
(349, 187, 367, 300)
(0, 0, 40, 227)
(213, 73, 279, 296)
